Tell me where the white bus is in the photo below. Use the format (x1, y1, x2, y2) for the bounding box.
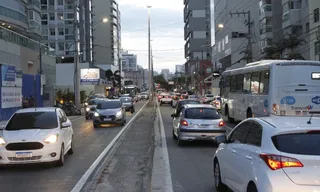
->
(220, 60, 320, 122)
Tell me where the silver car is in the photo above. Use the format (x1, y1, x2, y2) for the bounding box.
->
(171, 104, 226, 146)
(92, 100, 126, 128)
(85, 98, 106, 120)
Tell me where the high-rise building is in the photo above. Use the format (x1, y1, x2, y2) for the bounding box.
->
(309, 0, 320, 60)
(161, 69, 170, 81)
(40, 0, 92, 64)
(175, 65, 185, 77)
(122, 50, 137, 71)
(92, 0, 121, 69)
(183, 0, 212, 77)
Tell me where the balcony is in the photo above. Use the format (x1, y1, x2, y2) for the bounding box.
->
(282, 9, 301, 29)
(260, 25, 273, 39)
(259, 4, 272, 19)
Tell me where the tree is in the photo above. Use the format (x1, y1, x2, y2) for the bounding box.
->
(153, 75, 169, 89)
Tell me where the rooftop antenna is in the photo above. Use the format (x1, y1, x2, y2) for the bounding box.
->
(307, 111, 320, 124)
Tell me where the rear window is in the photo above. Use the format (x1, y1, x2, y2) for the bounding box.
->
(179, 100, 200, 107)
(97, 101, 122, 109)
(88, 99, 102, 105)
(189, 95, 197, 98)
(184, 108, 221, 119)
(272, 132, 320, 155)
(6, 112, 58, 130)
(205, 94, 214, 97)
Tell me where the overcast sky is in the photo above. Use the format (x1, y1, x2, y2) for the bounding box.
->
(119, 0, 185, 73)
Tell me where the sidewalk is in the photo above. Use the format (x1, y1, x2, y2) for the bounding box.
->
(84, 105, 156, 192)
(0, 115, 83, 125)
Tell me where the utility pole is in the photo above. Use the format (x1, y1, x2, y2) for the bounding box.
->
(73, 0, 81, 109)
(147, 6, 152, 98)
(230, 11, 253, 63)
(117, 10, 122, 93)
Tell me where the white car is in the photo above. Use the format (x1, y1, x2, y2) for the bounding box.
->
(213, 114, 320, 192)
(202, 94, 214, 103)
(0, 107, 74, 166)
(160, 94, 173, 106)
(210, 96, 222, 110)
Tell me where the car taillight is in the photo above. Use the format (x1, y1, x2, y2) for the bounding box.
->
(180, 120, 188, 126)
(180, 96, 183, 99)
(158, 96, 161, 99)
(259, 154, 303, 170)
(219, 121, 225, 127)
(214, 101, 219, 105)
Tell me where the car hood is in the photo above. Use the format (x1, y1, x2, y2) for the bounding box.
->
(2, 129, 57, 142)
(97, 108, 121, 115)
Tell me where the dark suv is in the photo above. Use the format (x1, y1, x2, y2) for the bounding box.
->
(120, 97, 135, 113)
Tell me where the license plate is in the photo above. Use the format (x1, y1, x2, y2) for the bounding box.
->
(104, 118, 111, 121)
(15, 152, 32, 158)
(296, 111, 308, 115)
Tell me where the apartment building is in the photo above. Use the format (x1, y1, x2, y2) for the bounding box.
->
(310, 0, 320, 60)
(280, 0, 309, 60)
(122, 50, 137, 71)
(183, 0, 212, 76)
(92, 0, 121, 69)
(40, 0, 92, 63)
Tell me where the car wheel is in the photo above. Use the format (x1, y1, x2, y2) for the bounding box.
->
(67, 137, 74, 155)
(160, 102, 162, 106)
(85, 116, 89, 120)
(131, 108, 135, 114)
(172, 129, 177, 140)
(121, 118, 125, 126)
(214, 159, 227, 191)
(56, 145, 65, 166)
(93, 123, 100, 128)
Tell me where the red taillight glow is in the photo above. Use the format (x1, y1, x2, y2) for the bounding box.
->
(180, 120, 188, 126)
(259, 154, 303, 170)
(158, 96, 162, 99)
(219, 121, 225, 127)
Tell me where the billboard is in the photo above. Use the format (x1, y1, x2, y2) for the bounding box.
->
(1, 64, 16, 86)
(80, 68, 100, 82)
(1, 87, 22, 108)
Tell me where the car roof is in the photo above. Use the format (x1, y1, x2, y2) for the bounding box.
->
(250, 115, 320, 129)
(16, 107, 57, 113)
(184, 104, 214, 108)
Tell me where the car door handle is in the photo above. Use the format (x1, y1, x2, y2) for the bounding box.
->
(232, 150, 236, 154)
(246, 156, 252, 160)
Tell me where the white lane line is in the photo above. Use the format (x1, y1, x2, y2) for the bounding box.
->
(152, 101, 173, 192)
(71, 101, 149, 192)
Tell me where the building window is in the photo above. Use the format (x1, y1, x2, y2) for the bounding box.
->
(314, 8, 319, 23)
(306, 22, 310, 33)
(49, 28, 55, 35)
(50, 43, 55, 49)
(315, 41, 320, 55)
(58, 43, 64, 51)
(66, 13, 74, 19)
(225, 35, 228, 44)
(41, 13, 48, 20)
(49, 13, 54, 20)
(58, 28, 64, 35)
(57, 13, 63, 20)
(49, 0, 54, 6)
(57, 0, 63, 5)
(42, 28, 48, 35)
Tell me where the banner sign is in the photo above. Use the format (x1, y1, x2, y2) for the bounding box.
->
(80, 68, 100, 82)
(1, 87, 22, 108)
(15, 69, 22, 87)
(1, 65, 16, 86)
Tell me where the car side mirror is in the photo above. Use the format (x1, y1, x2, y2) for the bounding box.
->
(215, 135, 227, 144)
(61, 122, 71, 128)
(171, 114, 177, 118)
(90, 107, 95, 111)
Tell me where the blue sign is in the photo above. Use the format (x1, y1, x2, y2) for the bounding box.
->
(264, 99, 268, 108)
(312, 96, 320, 105)
(280, 96, 296, 105)
(1, 65, 16, 86)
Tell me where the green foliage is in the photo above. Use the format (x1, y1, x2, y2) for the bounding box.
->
(153, 75, 169, 90)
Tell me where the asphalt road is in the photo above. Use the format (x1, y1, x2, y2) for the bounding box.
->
(0, 100, 146, 192)
(159, 105, 237, 192)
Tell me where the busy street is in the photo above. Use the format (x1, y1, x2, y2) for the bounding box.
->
(0, 101, 147, 192)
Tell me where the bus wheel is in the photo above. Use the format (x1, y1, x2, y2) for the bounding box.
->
(247, 108, 253, 118)
(225, 106, 234, 123)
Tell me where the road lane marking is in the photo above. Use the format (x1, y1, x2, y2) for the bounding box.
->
(152, 101, 174, 192)
(71, 101, 148, 192)
(70, 116, 84, 122)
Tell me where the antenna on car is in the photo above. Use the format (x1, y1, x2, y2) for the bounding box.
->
(307, 111, 320, 124)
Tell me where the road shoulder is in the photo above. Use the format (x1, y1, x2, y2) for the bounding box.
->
(83, 105, 156, 192)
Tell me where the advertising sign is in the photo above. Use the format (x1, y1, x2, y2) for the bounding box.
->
(80, 68, 100, 82)
(15, 69, 22, 87)
(1, 64, 16, 86)
(1, 87, 22, 108)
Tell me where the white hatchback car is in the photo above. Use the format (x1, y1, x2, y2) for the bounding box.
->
(0, 107, 74, 166)
(213, 114, 320, 192)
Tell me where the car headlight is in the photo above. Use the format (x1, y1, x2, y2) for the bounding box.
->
(43, 134, 59, 144)
(116, 111, 122, 117)
(85, 102, 88, 106)
(0, 137, 5, 146)
(86, 107, 90, 112)
(94, 112, 100, 117)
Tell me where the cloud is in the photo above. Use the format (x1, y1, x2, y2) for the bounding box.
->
(119, 1, 185, 73)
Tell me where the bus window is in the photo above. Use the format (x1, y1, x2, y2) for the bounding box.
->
(236, 74, 244, 93)
(230, 76, 237, 92)
(243, 73, 251, 94)
(251, 72, 260, 94)
(259, 70, 270, 94)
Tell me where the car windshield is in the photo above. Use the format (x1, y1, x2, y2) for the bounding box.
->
(185, 108, 221, 119)
(272, 132, 320, 155)
(88, 99, 103, 105)
(5, 112, 58, 130)
(120, 97, 132, 103)
(97, 101, 122, 109)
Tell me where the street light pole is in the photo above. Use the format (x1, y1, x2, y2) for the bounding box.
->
(147, 5, 152, 97)
(73, 0, 81, 109)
